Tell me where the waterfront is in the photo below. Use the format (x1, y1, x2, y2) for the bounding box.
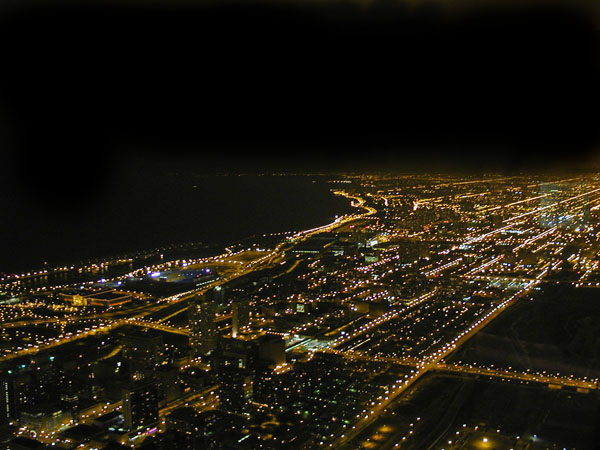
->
(1, 173, 355, 274)
(3, 173, 600, 450)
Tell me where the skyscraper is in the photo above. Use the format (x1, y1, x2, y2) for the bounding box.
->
(211, 335, 258, 413)
(231, 298, 250, 338)
(122, 382, 159, 431)
(212, 333, 286, 413)
(253, 335, 288, 406)
(0, 375, 15, 423)
(121, 328, 164, 381)
(257, 334, 285, 367)
(189, 294, 218, 358)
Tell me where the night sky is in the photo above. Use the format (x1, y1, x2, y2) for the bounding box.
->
(0, 0, 599, 208)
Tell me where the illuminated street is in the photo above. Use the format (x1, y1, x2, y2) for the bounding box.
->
(3, 174, 600, 449)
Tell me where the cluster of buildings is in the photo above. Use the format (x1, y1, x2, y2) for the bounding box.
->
(3, 175, 600, 449)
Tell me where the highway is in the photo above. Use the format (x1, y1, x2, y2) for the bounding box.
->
(435, 363, 598, 391)
(158, 385, 218, 418)
(318, 350, 598, 391)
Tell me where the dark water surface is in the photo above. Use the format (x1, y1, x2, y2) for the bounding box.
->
(2, 172, 354, 274)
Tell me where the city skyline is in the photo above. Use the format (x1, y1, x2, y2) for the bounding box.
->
(2, 174, 600, 449)
(2, 0, 600, 448)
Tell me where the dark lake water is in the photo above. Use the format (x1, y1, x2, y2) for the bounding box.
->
(2, 173, 355, 274)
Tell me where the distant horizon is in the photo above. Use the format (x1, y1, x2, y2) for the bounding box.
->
(3, 170, 598, 275)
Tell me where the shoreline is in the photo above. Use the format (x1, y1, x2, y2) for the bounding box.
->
(1, 182, 358, 284)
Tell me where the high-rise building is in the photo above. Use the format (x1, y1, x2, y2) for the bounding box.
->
(212, 333, 286, 413)
(0, 358, 58, 423)
(189, 295, 218, 358)
(252, 362, 291, 406)
(122, 382, 159, 431)
(121, 328, 164, 381)
(231, 298, 250, 338)
(211, 335, 259, 413)
(253, 335, 287, 406)
(257, 334, 285, 367)
(0, 375, 15, 423)
(19, 403, 71, 433)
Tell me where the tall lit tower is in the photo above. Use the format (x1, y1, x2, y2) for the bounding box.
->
(231, 298, 250, 338)
(188, 294, 217, 357)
